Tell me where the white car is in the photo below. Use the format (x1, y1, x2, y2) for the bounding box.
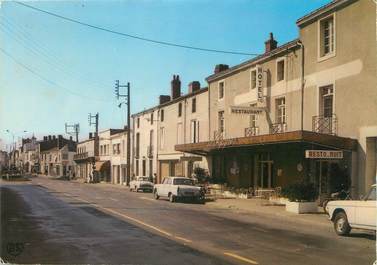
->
(129, 177, 154, 193)
(153, 176, 205, 203)
(326, 184, 376, 236)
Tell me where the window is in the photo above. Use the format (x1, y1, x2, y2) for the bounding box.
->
(177, 123, 182, 144)
(192, 98, 196, 113)
(218, 111, 225, 133)
(250, 103, 258, 128)
(218, 81, 224, 99)
(151, 112, 154, 125)
(178, 103, 182, 117)
(160, 109, 164, 122)
(104, 145, 107, 155)
(117, 143, 120, 154)
(142, 160, 146, 176)
(137, 117, 140, 128)
(113, 144, 117, 154)
(160, 127, 165, 150)
(277, 59, 285, 81)
(276, 98, 286, 124)
(320, 85, 334, 117)
(135, 160, 139, 176)
(100, 145, 103, 155)
(136, 133, 140, 157)
(320, 15, 335, 57)
(191, 120, 199, 143)
(250, 70, 256, 89)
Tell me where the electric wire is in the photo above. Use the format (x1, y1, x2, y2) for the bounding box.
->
(0, 16, 110, 90)
(14, 1, 259, 56)
(0, 47, 113, 103)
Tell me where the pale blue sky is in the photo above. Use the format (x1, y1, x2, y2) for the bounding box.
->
(0, 0, 330, 150)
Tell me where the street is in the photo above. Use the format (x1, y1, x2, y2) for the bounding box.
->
(1, 176, 375, 265)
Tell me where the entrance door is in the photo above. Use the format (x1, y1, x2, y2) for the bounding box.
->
(259, 161, 273, 188)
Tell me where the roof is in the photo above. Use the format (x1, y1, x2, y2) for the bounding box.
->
(175, 130, 357, 155)
(132, 87, 208, 117)
(206, 39, 300, 83)
(296, 0, 357, 27)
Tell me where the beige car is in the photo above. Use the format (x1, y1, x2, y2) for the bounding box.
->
(326, 184, 376, 236)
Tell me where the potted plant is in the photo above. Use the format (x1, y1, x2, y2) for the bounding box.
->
(281, 182, 318, 214)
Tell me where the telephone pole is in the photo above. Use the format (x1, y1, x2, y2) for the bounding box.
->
(115, 80, 131, 186)
(65, 123, 80, 142)
(88, 113, 99, 137)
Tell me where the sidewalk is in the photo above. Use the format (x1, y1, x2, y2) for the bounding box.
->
(205, 197, 331, 228)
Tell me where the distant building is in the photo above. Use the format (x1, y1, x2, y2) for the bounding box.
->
(74, 133, 97, 182)
(0, 151, 9, 172)
(39, 135, 77, 177)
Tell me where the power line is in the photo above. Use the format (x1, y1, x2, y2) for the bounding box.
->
(14, 1, 259, 56)
(0, 16, 110, 89)
(0, 47, 112, 102)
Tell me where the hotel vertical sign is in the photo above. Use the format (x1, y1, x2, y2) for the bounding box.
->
(257, 65, 263, 103)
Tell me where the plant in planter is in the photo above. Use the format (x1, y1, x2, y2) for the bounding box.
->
(281, 182, 318, 214)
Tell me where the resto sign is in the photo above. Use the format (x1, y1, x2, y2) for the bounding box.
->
(305, 150, 343, 159)
(230, 106, 264, 115)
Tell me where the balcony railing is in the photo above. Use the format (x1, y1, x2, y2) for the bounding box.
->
(213, 130, 224, 141)
(245, 127, 259, 137)
(147, 145, 153, 158)
(73, 151, 94, 161)
(312, 114, 337, 135)
(270, 123, 287, 134)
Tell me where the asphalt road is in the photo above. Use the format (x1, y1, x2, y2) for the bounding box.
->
(1, 176, 375, 265)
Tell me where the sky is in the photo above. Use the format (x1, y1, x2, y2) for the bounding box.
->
(0, 0, 330, 150)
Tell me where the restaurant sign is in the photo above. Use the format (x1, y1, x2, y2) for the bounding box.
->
(230, 106, 264, 115)
(305, 150, 343, 159)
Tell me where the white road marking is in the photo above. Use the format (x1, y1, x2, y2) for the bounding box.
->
(174, 236, 192, 243)
(223, 252, 258, 265)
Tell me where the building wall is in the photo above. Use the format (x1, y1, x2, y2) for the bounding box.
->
(299, 0, 377, 195)
(208, 46, 302, 140)
(110, 132, 128, 184)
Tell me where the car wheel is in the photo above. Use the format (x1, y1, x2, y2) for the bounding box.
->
(169, 193, 176, 203)
(154, 190, 159, 200)
(322, 199, 330, 214)
(334, 212, 351, 236)
(129, 187, 133, 192)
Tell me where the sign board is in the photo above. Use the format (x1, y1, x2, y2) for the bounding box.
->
(305, 150, 343, 159)
(230, 106, 264, 115)
(256, 66, 263, 102)
(180, 156, 203, 162)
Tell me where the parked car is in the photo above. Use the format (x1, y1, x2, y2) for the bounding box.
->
(153, 176, 205, 203)
(326, 184, 376, 236)
(129, 177, 154, 192)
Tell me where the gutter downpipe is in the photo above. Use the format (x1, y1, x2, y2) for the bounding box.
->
(297, 40, 305, 132)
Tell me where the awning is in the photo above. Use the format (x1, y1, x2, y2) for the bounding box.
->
(94, 160, 110, 171)
(175, 130, 358, 155)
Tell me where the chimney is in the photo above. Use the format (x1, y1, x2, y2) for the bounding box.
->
(89, 132, 93, 139)
(265, 32, 278, 53)
(48, 135, 52, 140)
(214, 64, 229, 74)
(159, 95, 171, 105)
(171, 75, 181, 100)
(188, 81, 200, 93)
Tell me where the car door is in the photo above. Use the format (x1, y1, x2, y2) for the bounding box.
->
(160, 178, 169, 197)
(355, 186, 376, 229)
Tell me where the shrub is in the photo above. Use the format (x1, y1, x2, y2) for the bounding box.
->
(281, 182, 318, 202)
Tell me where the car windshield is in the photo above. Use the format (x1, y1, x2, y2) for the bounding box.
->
(173, 178, 194, 186)
(366, 187, 376, 201)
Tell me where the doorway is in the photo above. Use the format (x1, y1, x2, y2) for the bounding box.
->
(257, 153, 273, 188)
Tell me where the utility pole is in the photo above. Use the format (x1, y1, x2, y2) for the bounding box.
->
(115, 80, 131, 186)
(88, 113, 99, 137)
(65, 123, 80, 142)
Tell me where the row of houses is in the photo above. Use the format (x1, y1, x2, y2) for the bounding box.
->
(5, 0, 376, 199)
